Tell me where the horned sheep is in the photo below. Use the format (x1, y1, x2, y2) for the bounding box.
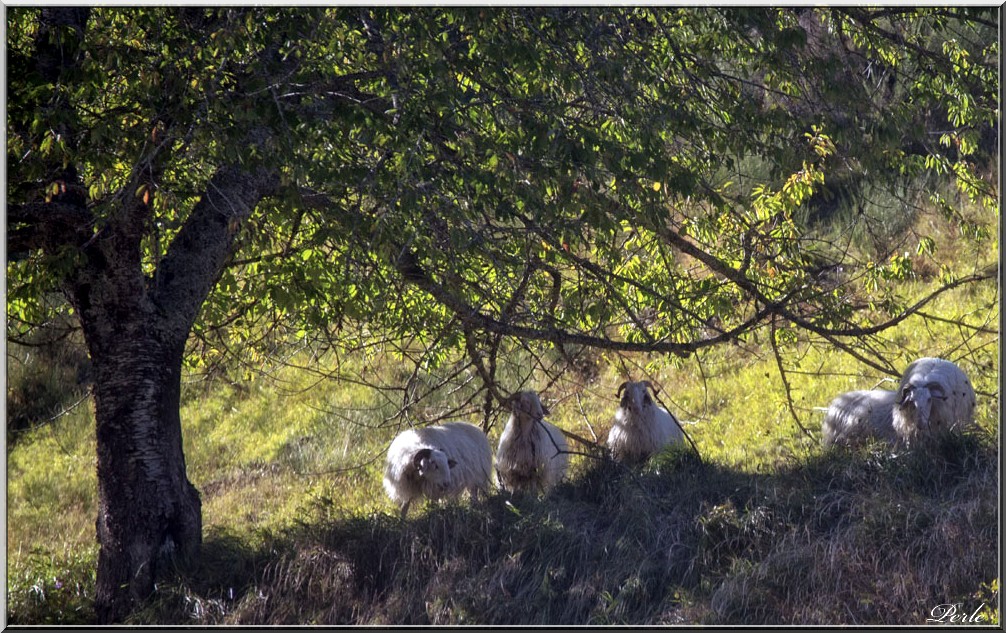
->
(892, 357, 976, 445)
(495, 390, 570, 495)
(383, 421, 493, 518)
(607, 380, 684, 464)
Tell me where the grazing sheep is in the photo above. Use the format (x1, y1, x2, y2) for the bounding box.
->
(892, 357, 976, 445)
(820, 389, 899, 448)
(607, 380, 684, 464)
(383, 422, 493, 518)
(495, 391, 570, 495)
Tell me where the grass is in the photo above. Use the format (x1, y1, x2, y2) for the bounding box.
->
(6, 202, 999, 625)
(118, 433, 997, 625)
(6, 323, 91, 442)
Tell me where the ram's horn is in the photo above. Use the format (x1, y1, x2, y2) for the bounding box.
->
(412, 447, 432, 470)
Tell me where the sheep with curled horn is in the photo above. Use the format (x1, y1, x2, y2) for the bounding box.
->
(383, 422, 493, 518)
(892, 357, 976, 446)
(607, 380, 684, 464)
(495, 390, 570, 495)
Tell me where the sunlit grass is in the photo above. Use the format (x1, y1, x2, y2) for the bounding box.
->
(180, 360, 408, 531)
(7, 403, 97, 557)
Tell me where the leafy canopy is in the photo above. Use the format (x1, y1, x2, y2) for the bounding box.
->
(7, 7, 998, 396)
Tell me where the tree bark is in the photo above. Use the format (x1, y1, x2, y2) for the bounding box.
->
(90, 331, 201, 623)
(57, 166, 278, 623)
(67, 233, 201, 623)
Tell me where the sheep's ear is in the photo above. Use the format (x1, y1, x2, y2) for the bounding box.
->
(413, 448, 432, 470)
(541, 403, 551, 416)
(447, 458, 458, 469)
(616, 381, 629, 399)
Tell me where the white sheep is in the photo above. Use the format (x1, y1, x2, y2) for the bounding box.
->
(607, 380, 684, 464)
(383, 421, 493, 518)
(495, 390, 570, 495)
(820, 389, 899, 448)
(892, 357, 976, 445)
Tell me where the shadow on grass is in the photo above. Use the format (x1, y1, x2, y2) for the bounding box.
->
(6, 331, 91, 448)
(23, 431, 997, 626)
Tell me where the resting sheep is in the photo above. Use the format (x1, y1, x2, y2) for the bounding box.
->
(383, 421, 493, 518)
(607, 380, 684, 464)
(892, 357, 976, 445)
(495, 390, 570, 495)
(820, 389, 899, 448)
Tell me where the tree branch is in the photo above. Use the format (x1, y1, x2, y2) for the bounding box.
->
(393, 240, 769, 356)
(152, 166, 280, 341)
(836, 8, 995, 73)
(7, 201, 94, 254)
(770, 318, 816, 441)
(776, 271, 997, 338)
(8, 9, 93, 257)
(33, 8, 90, 84)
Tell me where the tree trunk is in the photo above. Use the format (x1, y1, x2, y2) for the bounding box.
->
(89, 328, 201, 623)
(62, 165, 277, 623)
(68, 233, 203, 622)
(14, 7, 280, 624)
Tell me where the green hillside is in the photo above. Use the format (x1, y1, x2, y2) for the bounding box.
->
(7, 202, 998, 626)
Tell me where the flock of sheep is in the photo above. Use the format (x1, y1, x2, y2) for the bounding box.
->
(383, 380, 681, 517)
(383, 357, 978, 517)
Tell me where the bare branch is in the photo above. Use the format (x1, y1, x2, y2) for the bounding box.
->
(915, 310, 1000, 336)
(769, 318, 817, 441)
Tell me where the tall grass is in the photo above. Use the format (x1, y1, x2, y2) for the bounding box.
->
(124, 432, 997, 626)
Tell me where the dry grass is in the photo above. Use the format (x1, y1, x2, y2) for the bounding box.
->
(121, 431, 997, 626)
(699, 431, 998, 624)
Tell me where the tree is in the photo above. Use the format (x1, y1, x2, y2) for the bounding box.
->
(6, 7, 997, 622)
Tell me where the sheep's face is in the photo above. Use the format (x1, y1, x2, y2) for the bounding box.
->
(899, 383, 941, 431)
(618, 381, 654, 417)
(413, 448, 457, 494)
(511, 391, 547, 425)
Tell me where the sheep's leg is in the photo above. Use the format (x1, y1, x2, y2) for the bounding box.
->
(400, 500, 411, 520)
